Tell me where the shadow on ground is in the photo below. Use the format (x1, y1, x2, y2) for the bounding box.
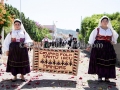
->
(83, 80, 119, 90)
(115, 63, 120, 68)
(0, 79, 76, 89)
(115, 59, 120, 68)
(81, 49, 90, 58)
(21, 79, 76, 89)
(0, 79, 23, 90)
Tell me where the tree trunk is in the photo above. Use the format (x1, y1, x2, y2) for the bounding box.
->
(0, 27, 4, 45)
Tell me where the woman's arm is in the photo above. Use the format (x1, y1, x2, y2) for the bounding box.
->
(24, 32, 33, 47)
(88, 29, 97, 45)
(2, 33, 11, 55)
(86, 28, 97, 51)
(111, 30, 119, 44)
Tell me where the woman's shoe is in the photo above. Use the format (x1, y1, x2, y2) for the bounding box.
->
(11, 78, 17, 82)
(11, 76, 17, 82)
(98, 78, 102, 82)
(21, 79, 26, 82)
(105, 79, 110, 82)
(11, 79, 17, 82)
(20, 75, 26, 82)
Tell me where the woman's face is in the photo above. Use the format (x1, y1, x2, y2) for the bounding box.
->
(101, 18, 108, 28)
(14, 22, 21, 30)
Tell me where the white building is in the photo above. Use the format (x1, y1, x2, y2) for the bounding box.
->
(43, 24, 56, 39)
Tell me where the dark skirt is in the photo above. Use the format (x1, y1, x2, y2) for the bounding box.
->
(0, 48, 2, 54)
(88, 40, 116, 78)
(6, 42, 30, 76)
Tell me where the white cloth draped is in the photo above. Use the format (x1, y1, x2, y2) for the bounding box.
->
(2, 19, 33, 53)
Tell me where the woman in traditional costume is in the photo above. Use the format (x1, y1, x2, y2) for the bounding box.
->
(87, 16, 119, 82)
(3, 19, 32, 82)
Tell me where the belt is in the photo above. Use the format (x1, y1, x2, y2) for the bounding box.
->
(11, 38, 25, 42)
(96, 39, 111, 42)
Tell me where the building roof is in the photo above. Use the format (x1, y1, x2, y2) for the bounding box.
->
(57, 33, 69, 39)
(43, 25, 56, 31)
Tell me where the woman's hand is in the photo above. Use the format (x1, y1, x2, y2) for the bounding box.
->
(24, 44, 28, 47)
(111, 41, 115, 44)
(86, 47, 91, 51)
(6, 51, 9, 56)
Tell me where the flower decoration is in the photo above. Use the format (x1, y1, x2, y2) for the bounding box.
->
(35, 21, 43, 29)
(0, 0, 14, 33)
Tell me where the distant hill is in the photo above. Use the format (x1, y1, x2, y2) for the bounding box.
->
(56, 28, 77, 37)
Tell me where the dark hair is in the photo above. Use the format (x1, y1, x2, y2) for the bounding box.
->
(101, 17, 109, 22)
(14, 20, 21, 24)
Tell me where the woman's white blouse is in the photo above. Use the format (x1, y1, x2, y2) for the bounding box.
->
(88, 27, 117, 45)
(2, 30, 32, 52)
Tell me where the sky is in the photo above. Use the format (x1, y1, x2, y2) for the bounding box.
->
(4, 0, 120, 30)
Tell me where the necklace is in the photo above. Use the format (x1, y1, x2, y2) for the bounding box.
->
(16, 31, 21, 38)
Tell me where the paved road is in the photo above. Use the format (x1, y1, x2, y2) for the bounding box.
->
(0, 49, 120, 90)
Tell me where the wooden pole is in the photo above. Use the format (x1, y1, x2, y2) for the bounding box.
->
(1, 27, 4, 45)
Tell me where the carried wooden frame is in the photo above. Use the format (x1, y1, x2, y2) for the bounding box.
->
(33, 42, 80, 76)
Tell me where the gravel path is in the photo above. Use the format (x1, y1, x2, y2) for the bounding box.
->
(0, 50, 120, 90)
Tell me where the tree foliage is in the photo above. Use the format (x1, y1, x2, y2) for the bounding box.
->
(79, 12, 120, 43)
(0, 2, 13, 34)
(4, 4, 51, 41)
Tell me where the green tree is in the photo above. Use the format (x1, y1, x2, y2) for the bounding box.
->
(4, 4, 51, 42)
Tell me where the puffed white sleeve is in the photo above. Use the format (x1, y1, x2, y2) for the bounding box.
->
(42, 39, 44, 42)
(111, 30, 119, 44)
(88, 29, 97, 45)
(24, 32, 33, 43)
(2, 33, 11, 52)
(111, 37, 117, 44)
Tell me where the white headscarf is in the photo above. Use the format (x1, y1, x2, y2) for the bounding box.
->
(98, 16, 119, 44)
(12, 19, 26, 32)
